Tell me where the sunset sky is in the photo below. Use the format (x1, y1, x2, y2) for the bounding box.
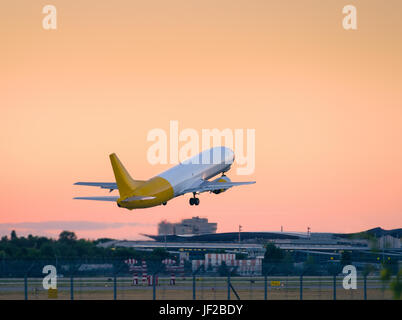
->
(1, 0, 401, 240)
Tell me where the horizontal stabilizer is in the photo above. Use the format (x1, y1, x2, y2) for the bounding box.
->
(74, 182, 118, 190)
(121, 196, 156, 202)
(74, 196, 119, 202)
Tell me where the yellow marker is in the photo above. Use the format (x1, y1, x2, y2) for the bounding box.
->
(48, 288, 58, 299)
(271, 281, 281, 287)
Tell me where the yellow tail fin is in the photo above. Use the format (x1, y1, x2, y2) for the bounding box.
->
(109, 153, 144, 197)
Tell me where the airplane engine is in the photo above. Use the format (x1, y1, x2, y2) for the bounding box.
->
(211, 176, 231, 194)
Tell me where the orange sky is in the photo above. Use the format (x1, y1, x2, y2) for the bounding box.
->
(1, 0, 401, 239)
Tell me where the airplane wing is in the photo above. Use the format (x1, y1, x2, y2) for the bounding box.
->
(73, 195, 156, 202)
(74, 196, 119, 201)
(181, 180, 255, 194)
(74, 182, 118, 191)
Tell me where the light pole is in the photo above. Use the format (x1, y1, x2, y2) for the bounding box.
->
(238, 225, 242, 252)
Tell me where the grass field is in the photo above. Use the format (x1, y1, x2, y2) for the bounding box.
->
(0, 276, 395, 300)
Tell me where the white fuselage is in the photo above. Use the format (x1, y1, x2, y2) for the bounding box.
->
(158, 146, 235, 196)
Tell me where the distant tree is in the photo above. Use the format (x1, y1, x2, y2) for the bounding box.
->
(390, 269, 402, 300)
(36, 236, 51, 249)
(264, 243, 284, 263)
(146, 248, 170, 273)
(40, 243, 55, 258)
(150, 248, 170, 261)
(380, 266, 392, 293)
(15, 247, 28, 259)
(26, 248, 40, 260)
(58, 231, 77, 242)
(281, 252, 295, 275)
(262, 243, 286, 275)
(10, 230, 17, 241)
(94, 238, 114, 244)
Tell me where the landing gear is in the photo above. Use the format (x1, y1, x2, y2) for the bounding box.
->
(162, 202, 167, 206)
(189, 198, 200, 206)
(189, 193, 200, 206)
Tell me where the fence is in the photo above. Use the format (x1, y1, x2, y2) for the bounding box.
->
(0, 260, 399, 300)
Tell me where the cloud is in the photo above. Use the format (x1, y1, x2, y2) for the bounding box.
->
(0, 221, 154, 238)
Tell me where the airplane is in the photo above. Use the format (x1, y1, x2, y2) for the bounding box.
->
(74, 146, 255, 209)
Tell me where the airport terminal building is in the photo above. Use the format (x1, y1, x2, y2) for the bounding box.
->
(97, 217, 402, 275)
(158, 216, 217, 236)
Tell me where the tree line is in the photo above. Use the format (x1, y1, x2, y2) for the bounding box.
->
(0, 230, 171, 261)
